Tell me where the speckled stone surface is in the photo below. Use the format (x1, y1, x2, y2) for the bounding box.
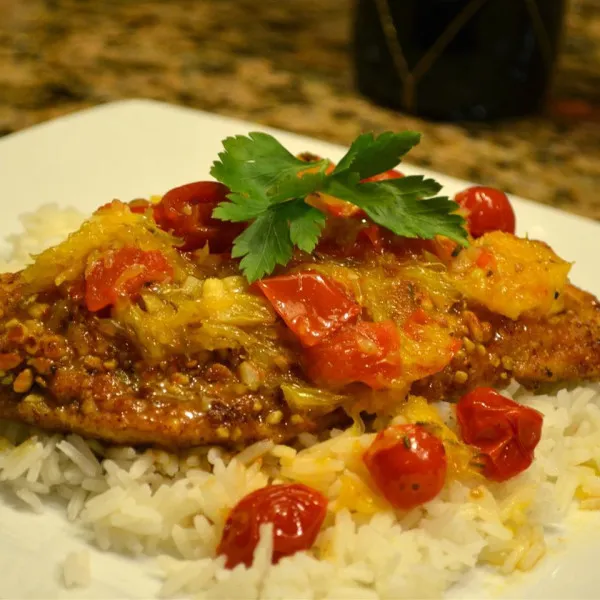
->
(0, 0, 599, 218)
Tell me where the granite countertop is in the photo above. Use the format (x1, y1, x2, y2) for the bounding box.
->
(0, 0, 599, 218)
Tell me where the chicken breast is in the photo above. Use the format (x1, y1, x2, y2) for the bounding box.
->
(412, 284, 600, 400)
(0, 202, 597, 449)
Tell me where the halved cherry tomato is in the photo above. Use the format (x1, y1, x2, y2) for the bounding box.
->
(153, 181, 244, 253)
(85, 246, 173, 312)
(304, 320, 402, 389)
(456, 387, 543, 482)
(454, 186, 516, 238)
(361, 168, 404, 183)
(217, 483, 328, 569)
(256, 271, 360, 347)
(363, 423, 447, 510)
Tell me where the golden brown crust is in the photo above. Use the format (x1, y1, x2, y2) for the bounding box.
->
(412, 285, 600, 400)
(0, 221, 599, 449)
(0, 274, 349, 448)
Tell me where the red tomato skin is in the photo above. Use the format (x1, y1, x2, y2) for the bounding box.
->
(256, 272, 360, 347)
(217, 483, 328, 569)
(304, 320, 402, 389)
(454, 186, 516, 238)
(363, 424, 447, 510)
(153, 181, 244, 253)
(361, 169, 404, 183)
(85, 247, 173, 312)
(456, 387, 543, 482)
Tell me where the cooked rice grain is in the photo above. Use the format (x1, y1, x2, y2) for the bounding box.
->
(62, 550, 91, 589)
(1, 384, 599, 598)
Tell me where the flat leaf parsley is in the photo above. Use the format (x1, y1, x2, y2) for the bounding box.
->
(211, 131, 468, 281)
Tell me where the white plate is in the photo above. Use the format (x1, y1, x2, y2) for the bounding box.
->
(0, 99, 599, 599)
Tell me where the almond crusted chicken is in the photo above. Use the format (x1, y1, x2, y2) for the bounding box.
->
(0, 189, 597, 450)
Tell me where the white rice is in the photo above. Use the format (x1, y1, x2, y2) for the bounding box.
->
(0, 203, 86, 272)
(62, 549, 92, 589)
(0, 206, 599, 599)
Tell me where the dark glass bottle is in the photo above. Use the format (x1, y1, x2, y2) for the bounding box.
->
(353, 0, 566, 121)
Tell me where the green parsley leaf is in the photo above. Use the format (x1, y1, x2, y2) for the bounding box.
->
(210, 132, 329, 210)
(325, 175, 467, 246)
(377, 174, 443, 198)
(284, 199, 327, 254)
(332, 131, 421, 179)
(211, 192, 270, 223)
(211, 130, 469, 281)
(228, 199, 326, 281)
(230, 206, 294, 283)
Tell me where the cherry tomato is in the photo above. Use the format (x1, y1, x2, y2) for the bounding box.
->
(217, 483, 328, 569)
(454, 186, 516, 238)
(256, 272, 360, 347)
(304, 320, 402, 389)
(456, 387, 543, 482)
(363, 423, 447, 510)
(361, 168, 404, 183)
(152, 181, 244, 253)
(85, 246, 173, 312)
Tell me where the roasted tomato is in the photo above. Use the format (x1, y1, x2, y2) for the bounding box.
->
(456, 387, 543, 482)
(454, 186, 516, 238)
(256, 271, 360, 347)
(153, 181, 244, 253)
(363, 423, 447, 510)
(217, 483, 328, 569)
(361, 168, 404, 183)
(85, 247, 172, 312)
(304, 320, 402, 389)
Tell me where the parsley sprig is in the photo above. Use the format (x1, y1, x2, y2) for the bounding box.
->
(211, 131, 468, 282)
